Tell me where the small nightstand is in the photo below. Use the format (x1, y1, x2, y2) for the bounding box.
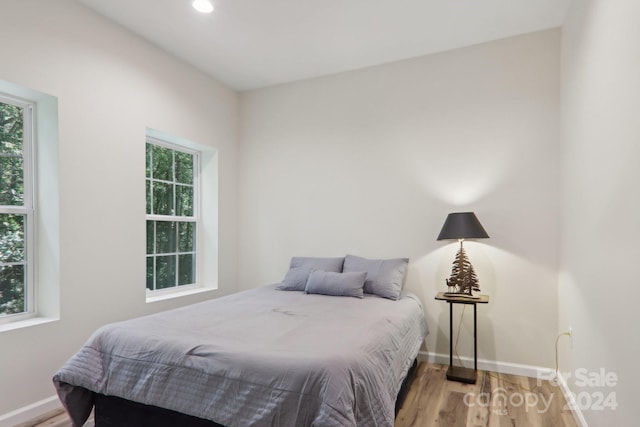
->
(435, 292, 489, 384)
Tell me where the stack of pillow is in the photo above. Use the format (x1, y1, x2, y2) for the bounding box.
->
(277, 255, 409, 300)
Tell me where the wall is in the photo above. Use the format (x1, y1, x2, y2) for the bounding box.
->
(560, 0, 640, 424)
(239, 30, 561, 370)
(0, 0, 238, 418)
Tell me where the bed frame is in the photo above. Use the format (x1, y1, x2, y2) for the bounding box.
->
(93, 359, 418, 427)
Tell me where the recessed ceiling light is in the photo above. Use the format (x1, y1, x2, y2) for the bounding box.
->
(192, 0, 214, 14)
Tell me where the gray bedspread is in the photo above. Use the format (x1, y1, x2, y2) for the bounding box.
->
(53, 285, 428, 427)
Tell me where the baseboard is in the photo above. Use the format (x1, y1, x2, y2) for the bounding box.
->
(418, 350, 554, 378)
(554, 371, 589, 427)
(418, 351, 588, 427)
(0, 395, 61, 427)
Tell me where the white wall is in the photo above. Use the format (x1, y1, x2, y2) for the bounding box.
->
(0, 0, 238, 417)
(239, 30, 561, 369)
(560, 0, 640, 424)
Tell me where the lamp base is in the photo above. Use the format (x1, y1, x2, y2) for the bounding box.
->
(445, 242, 481, 296)
(446, 366, 477, 384)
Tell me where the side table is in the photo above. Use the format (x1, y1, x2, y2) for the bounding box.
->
(435, 292, 489, 384)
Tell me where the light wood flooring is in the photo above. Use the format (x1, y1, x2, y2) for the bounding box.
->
(20, 363, 578, 427)
(14, 408, 82, 427)
(396, 363, 578, 427)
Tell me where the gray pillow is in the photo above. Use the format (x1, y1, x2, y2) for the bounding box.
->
(277, 257, 345, 291)
(304, 271, 366, 298)
(343, 254, 409, 300)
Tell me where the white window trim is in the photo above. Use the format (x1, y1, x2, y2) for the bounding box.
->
(0, 80, 59, 332)
(145, 128, 218, 302)
(146, 139, 200, 293)
(0, 94, 35, 325)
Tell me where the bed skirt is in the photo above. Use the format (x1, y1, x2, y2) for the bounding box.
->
(93, 359, 419, 427)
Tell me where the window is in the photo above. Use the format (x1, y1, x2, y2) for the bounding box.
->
(0, 95, 34, 320)
(0, 79, 61, 330)
(145, 127, 217, 303)
(146, 139, 199, 293)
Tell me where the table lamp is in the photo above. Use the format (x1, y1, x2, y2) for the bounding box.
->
(437, 212, 489, 297)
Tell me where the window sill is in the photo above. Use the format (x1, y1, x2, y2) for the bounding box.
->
(0, 316, 59, 333)
(146, 286, 217, 304)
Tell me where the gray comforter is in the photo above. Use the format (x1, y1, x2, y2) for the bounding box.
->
(53, 285, 428, 426)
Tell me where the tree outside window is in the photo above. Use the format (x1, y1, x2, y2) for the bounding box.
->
(0, 98, 31, 316)
(146, 141, 198, 292)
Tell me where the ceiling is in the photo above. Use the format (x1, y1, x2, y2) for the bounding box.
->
(78, 0, 571, 91)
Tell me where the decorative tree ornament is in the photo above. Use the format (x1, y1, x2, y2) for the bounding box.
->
(445, 241, 480, 297)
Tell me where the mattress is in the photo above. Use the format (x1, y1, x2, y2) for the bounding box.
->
(53, 284, 428, 426)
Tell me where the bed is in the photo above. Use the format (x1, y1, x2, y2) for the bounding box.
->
(54, 256, 428, 427)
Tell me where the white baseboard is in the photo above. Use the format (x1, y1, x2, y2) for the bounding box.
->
(418, 350, 555, 378)
(553, 370, 589, 427)
(418, 351, 588, 427)
(0, 395, 61, 427)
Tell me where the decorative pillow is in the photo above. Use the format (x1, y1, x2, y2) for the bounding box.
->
(343, 254, 409, 300)
(277, 257, 345, 291)
(304, 271, 366, 298)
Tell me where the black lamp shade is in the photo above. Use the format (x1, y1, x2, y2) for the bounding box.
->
(437, 212, 489, 240)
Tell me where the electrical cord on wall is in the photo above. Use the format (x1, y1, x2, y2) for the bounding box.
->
(453, 305, 467, 367)
(554, 331, 571, 381)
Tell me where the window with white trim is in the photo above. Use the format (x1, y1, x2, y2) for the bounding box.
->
(146, 138, 199, 292)
(0, 94, 34, 320)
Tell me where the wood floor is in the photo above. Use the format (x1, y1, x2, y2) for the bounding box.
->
(21, 363, 578, 427)
(396, 363, 578, 427)
(14, 408, 83, 427)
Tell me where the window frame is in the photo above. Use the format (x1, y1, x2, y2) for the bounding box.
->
(145, 136, 201, 296)
(0, 93, 36, 325)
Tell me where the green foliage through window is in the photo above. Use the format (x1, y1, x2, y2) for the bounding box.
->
(0, 102, 24, 206)
(0, 99, 28, 316)
(146, 141, 197, 291)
